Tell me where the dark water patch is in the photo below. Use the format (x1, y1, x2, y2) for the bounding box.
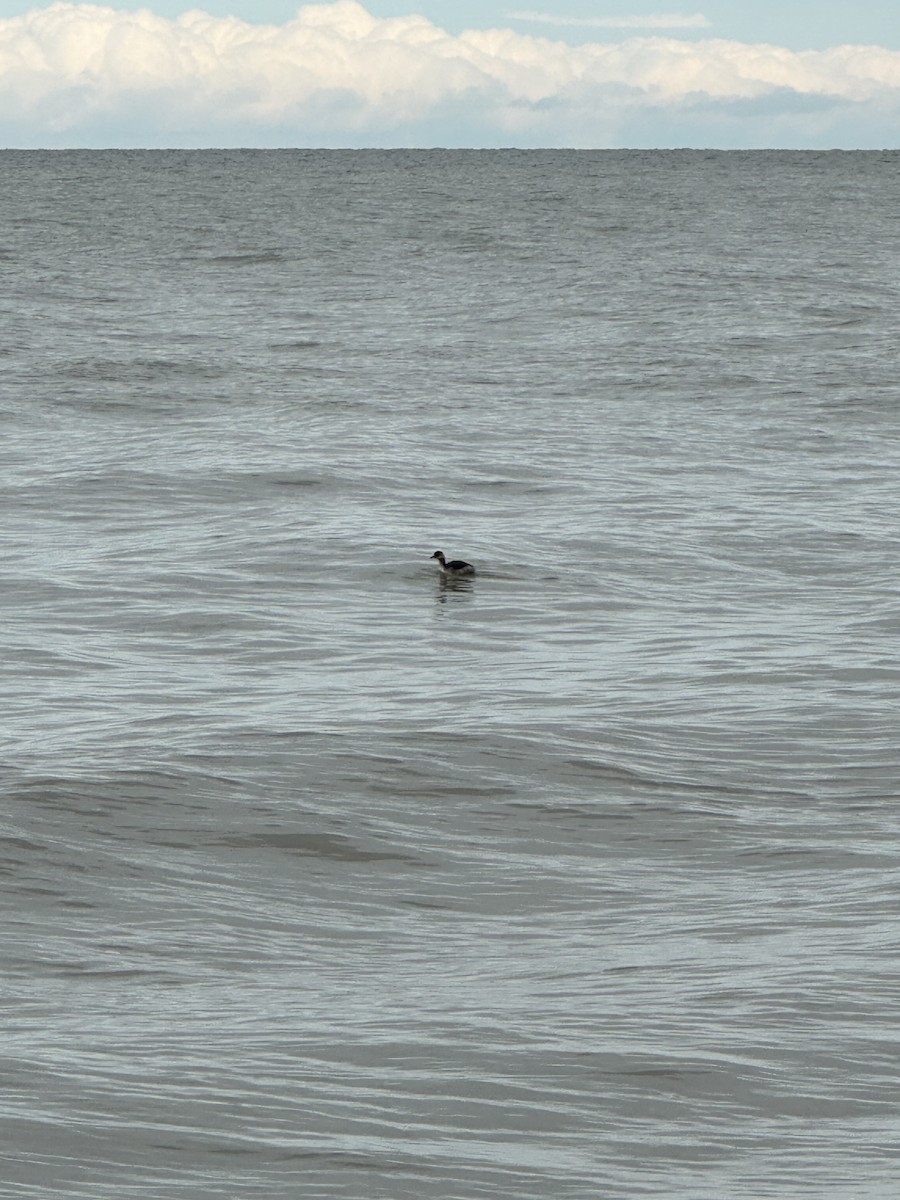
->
(268, 339, 323, 351)
(208, 251, 285, 266)
(214, 830, 419, 864)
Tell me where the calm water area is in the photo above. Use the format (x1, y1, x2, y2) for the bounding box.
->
(2, 148, 900, 1197)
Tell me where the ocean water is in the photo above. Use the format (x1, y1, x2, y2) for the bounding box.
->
(3, 148, 900, 1198)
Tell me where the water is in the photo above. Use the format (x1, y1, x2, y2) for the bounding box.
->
(3, 149, 900, 1198)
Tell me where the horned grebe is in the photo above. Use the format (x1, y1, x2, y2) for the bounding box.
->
(431, 550, 475, 576)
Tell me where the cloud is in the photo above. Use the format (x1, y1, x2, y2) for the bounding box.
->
(508, 11, 712, 30)
(0, 1, 899, 146)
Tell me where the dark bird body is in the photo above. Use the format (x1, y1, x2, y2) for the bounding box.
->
(431, 550, 475, 576)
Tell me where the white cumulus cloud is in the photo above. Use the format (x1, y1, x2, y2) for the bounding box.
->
(0, 1, 899, 146)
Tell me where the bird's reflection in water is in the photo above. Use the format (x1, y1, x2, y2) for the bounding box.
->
(435, 574, 475, 605)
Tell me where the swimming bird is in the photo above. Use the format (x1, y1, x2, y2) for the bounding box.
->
(431, 550, 475, 576)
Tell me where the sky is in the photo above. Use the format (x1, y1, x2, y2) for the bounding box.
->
(0, 1, 898, 147)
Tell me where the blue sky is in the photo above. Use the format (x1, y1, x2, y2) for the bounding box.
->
(0, 1, 894, 49)
(0, 2, 898, 147)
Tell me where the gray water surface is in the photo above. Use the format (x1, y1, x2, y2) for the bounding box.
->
(3, 149, 900, 1198)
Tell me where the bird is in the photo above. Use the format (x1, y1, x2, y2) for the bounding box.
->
(431, 550, 475, 577)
